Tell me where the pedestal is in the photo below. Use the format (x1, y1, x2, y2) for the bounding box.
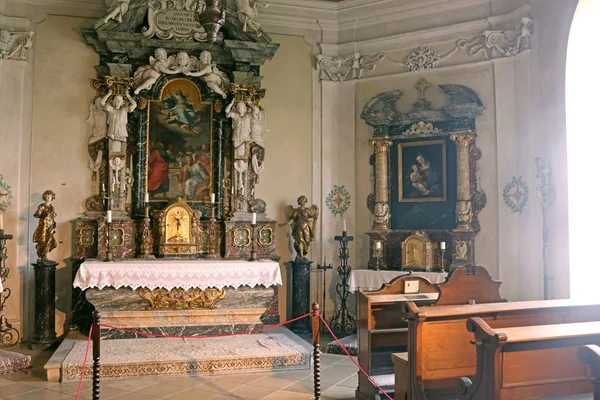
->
(290, 259, 311, 334)
(29, 260, 58, 349)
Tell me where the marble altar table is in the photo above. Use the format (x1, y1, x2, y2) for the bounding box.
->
(349, 270, 447, 292)
(73, 260, 282, 339)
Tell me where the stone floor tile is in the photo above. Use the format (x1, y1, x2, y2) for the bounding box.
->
(77, 385, 133, 400)
(0, 378, 15, 388)
(333, 356, 360, 367)
(302, 366, 357, 385)
(155, 375, 213, 388)
(246, 375, 296, 390)
(227, 383, 281, 399)
(104, 379, 157, 392)
(260, 389, 314, 400)
(336, 375, 358, 388)
(43, 381, 92, 395)
(321, 385, 357, 399)
(6, 389, 66, 400)
(110, 391, 167, 400)
(210, 372, 267, 385)
(198, 377, 247, 392)
(281, 378, 333, 393)
(161, 386, 221, 400)
(1, 382, 42, 397)
(132, 382, 183, 398)
(265, 369, 312, 381)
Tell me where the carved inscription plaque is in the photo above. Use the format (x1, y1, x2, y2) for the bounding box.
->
(143, 1, 223, 42)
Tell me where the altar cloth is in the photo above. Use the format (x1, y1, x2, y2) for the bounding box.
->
(349, 270, 447, 292)
(73, 259, 282, 291)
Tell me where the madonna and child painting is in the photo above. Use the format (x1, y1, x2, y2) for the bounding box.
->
(398, 139, 447, 203)
(146, 78, 213, 203)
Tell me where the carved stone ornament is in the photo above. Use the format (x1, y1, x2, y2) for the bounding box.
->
(316, 53, 385, 82)
(404, 46, 441, 72)
(454, 240, 468, 260)
(0, 29, 34, 61)
(137, 287, 226, 310)
(457, 17, 533, 60)
(403, 121, 442, 136)
(503, 176, 529, 214)
(142, 0, 223, 42)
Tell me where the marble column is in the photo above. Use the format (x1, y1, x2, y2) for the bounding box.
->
(290, 259, 312, 334)
(368, 138, 393, 230)
(29, 260, 58, 349)
(450, 132, 475, 232)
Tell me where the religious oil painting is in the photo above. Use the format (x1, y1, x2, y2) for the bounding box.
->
(398, 140, 447, 202)
(147, 78, 213, 203)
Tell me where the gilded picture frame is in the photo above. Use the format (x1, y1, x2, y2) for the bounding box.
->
(146, 78, 214, 203)
(398, 140, 447, 203)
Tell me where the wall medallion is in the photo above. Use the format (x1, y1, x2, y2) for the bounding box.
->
(326, 185, 351, 217)
(0, 175, 13, 213)
(503, 176, 529, 214)
(233, 227, 251, 248)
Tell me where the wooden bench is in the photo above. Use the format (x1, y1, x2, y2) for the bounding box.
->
(577, 344, 600, 400)
(460, 317, 600, 399)
(357, 274, 439, 400)
(403, 298, 600, 400)
(357, 266, 504, 400)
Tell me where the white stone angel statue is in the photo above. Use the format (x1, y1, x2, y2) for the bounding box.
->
(226, 99, 252, 150)
(86, 97, 108, 145)
(236, 0, 269, 36)
(102, 0, 130, 24)
(184, 50, 230, 98)
(133, 48, 178, 95)
(101, 89, 137, 142)
(249, 103, 268, 147)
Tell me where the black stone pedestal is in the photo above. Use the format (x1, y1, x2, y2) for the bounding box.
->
(290, 259, 312, 334)
(28, 260, 58, 350)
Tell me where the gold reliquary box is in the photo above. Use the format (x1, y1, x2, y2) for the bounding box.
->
(401, 231, 437, 270)
(153, 200, 202, 257)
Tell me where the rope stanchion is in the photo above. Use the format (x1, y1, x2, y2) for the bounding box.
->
(74, 324, 93, 400)
(311, 303, 321, 400)
(317, 313, 394, 400)
(92, 311, 101, 400)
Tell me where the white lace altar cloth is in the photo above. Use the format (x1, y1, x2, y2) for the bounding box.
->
(73, 259, 282, 291)
(349, 270, 447, 292)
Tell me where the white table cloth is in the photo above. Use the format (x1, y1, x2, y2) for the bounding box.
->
(73, 259, 282, 291)
(349, 270, 447, 292)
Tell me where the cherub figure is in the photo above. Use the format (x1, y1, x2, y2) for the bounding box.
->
(33, 190, 57, 262)
(102, 0, 130, 24)
(184, 50, 230, 98)
(133, 48, 178, 95)
(283, 195, 319, 260)
(100, 89, 137, 142)
(236, 0, 269, 36)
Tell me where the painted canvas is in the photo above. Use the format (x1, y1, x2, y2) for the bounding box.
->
(398, 140, 447, 202)
(146, 78, 213, 202)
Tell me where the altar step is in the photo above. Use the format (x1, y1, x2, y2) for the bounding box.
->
(45, 327, 312, 383)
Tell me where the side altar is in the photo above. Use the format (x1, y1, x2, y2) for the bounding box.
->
(70, 0, 282, 332)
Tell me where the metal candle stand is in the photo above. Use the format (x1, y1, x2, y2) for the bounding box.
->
(328, 231, 357, 337)
(104, 222, 114, 262)
(249, 222, 258, 262)
(0, 228, 19, 346)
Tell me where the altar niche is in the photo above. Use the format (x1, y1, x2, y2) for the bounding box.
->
(362, 79, 487, 270)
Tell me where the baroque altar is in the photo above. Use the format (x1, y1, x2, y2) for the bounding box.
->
(70, 0, 281, 332)
(362, 78, 487, 270)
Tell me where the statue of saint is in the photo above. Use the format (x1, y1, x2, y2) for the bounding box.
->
(284, 195, 319, 260)
(226, 99, 252, 150)
(101, 89, 137, 142)
(33, 190, 57, 262)
(249, 103, 267, 147)
(184, 50, 230, 99)
(236, 0, 267, 36)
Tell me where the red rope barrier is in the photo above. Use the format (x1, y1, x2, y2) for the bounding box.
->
(75, 324, 94, 400)
(317, 313, 394, 400)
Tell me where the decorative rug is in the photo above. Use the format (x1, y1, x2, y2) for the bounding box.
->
(0, 349, 31, 375)
(325, 334, 358, 356)
(60, 327, 311, 382)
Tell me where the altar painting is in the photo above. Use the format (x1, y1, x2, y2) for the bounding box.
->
(398, 140, 447, 203)
(147, 78, 213, 203)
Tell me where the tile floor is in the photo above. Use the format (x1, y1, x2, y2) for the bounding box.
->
(0, 346, 359, 400)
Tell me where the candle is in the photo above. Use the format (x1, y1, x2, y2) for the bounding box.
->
(343, 219, 347, 233)
(106, 210, 112, 223)
(0, 214, 3, 230)
(102, 183, 106, 192)
(211, 193, 215, 203)
(440, 242, 446, 250)
(251, 213, 257, 225)
(374, 241, 382, 251)
(144, 193, 149, 203)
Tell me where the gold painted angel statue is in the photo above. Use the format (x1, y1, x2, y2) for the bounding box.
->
(33, 190, 57, 262)
(284, 195, 319, 260)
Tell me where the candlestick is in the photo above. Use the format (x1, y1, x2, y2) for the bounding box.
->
(211, 193, 215, 204)
(251, 213, 257, 225)
(330, 231, 356, 337)
(104, 221, 114, 262)
(342, 219, 347, 233)
(106, 210, 112, 223)
(0, 228, 18, 346)
(249, 222, 258, 262)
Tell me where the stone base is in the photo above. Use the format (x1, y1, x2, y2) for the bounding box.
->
(27, 341, 55, 350)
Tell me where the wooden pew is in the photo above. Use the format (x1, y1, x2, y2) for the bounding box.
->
(403, 298, 600, 400)
(460, 317, 600, 399)
(357, 274, 439, 400)
(577, 344, 600, 400)
(357, 266, 503, 400)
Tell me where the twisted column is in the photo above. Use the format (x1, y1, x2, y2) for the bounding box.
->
(368, 138, 393, 230)
(450, 132, 475, 232)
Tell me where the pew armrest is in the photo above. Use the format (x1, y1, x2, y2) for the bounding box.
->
(458, 376, 472, 395)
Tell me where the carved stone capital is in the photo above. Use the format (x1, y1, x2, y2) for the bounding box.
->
(316, 52, 385, 82)
(455, 200, 473, 232)
(450, 132, 475, 147)
(368, 138, 393, 153)
(373, 202, 390, 231)
(0, 29, 34, 61)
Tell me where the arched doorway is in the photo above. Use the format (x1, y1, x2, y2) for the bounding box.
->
(567, 0, 600, 301)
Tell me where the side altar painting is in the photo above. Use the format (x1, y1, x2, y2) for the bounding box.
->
(147, 78, 213, 203)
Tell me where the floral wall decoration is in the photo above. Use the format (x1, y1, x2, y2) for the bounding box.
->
(0, 175, 12, 213)
(326, 185, 351, 217)
(503, 176, 529, 214)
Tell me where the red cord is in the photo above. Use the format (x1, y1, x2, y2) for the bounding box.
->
(317, 313, 394, 400)
(98, 312, 312, 339)
(75, 324, 94, 400)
